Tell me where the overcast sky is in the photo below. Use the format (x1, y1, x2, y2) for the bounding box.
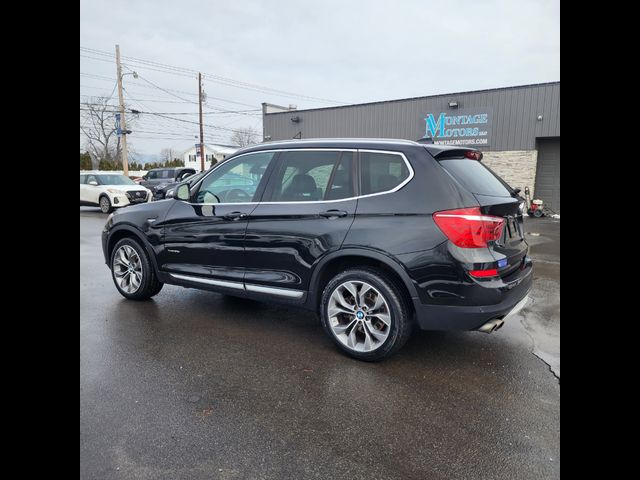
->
(80, 0, 559, 157)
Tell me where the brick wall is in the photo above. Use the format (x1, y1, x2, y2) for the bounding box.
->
(481, 150, 538, 195)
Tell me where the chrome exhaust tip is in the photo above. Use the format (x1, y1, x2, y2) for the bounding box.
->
(477, 319, 505, 333)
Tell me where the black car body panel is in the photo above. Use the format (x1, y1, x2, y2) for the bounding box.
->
(102, 139, 531, 331)
(243, 197, 358, 291)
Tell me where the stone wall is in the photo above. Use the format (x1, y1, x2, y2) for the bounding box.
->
(481, 150, 538, 195)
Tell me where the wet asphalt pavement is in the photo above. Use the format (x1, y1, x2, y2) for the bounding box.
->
(80, 208, 560, 480)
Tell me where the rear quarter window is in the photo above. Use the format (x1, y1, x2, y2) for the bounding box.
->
(439, 159, 512, 197)
(359, 152, 410, 195)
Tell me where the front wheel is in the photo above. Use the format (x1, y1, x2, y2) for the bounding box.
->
(99, 195, 113, 213)
(110, 238, 163, 300)
(320, 268, 413, 361)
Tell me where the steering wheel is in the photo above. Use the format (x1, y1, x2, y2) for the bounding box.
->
(224, 189, 252, 202)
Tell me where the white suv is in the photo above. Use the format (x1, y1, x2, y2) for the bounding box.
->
(80, 172, 151, 213)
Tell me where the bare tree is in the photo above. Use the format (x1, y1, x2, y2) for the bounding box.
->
(80, 97, 136, 167)
(160, 148, 177, 162)
(230, 126, 260, 148)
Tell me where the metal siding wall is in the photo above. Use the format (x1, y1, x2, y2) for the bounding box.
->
(264, 83, 559, 151)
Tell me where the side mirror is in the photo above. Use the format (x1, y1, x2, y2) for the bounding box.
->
(142, 175, 148, 180)
(512, 187, 521, 195)
(88, 180, 98, 186)
(176, 183, 190, 201)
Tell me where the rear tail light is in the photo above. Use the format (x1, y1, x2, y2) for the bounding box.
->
(433, 207, 504, 248)
(468, 269, 498, 278)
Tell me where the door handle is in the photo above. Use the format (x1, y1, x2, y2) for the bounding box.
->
(224, 211, 248, 221)
(319, 209, 348, 218)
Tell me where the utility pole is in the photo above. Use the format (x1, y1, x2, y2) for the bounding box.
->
(198, 73, 206, 172)
(115, 45, 129, 176)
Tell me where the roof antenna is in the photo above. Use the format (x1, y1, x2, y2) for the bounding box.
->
(416, 136, 434, 144)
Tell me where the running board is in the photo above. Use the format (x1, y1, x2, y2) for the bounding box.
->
(169, 273, 304, 299)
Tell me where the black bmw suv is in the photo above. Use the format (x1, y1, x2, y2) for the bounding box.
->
(102, 139, 532, 361)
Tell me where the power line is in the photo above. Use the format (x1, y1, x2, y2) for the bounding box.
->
(81, 79, 199, 98)
(128, 69, 198, 105)
(81, 101, 258, 115)
(80, 46, 346, 104)
(121, 89, 200, 138)
(81, 75, 262, 108)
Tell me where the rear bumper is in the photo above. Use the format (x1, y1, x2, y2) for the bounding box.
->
(412, 263, 532, 331)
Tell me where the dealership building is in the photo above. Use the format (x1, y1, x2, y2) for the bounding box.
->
(262, 81, 560, 213)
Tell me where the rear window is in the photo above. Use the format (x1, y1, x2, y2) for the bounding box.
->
(439, 159, 512, 197)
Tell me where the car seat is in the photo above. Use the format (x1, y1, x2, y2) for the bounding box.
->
(282, 174, 320, 201)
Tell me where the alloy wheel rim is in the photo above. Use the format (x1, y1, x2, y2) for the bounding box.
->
(113, 245, 143, 293)
(327, 281, 391, 352)
(100, 197, 110, 212)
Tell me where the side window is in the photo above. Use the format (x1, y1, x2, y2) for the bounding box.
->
(267, 151, 353, 202)
(80, 175, 86, 184)
(146, 170, 158, 180)
(359, 152, 410, 195)
(195, 152, 275, 203)
(86, 174, 98, 184)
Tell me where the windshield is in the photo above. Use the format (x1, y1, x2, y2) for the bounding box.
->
(96, 175, 136, 186)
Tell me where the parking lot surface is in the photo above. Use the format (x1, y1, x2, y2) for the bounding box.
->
(80, 207, 560, 480)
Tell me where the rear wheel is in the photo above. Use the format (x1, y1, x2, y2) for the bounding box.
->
(320, 268, 412, 361)
(110, 238, 163, 300)
(99, 195, 113, 213)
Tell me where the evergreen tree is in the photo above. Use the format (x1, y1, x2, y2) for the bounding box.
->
(80, 152, 92, 170)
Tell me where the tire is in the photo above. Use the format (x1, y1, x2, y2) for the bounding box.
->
(320, 268, 413, 361)
(99, 195, 113, 213)
(110, 238, 163, 300)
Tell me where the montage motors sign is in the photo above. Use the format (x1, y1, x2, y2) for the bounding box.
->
(423, 108, 492, 147)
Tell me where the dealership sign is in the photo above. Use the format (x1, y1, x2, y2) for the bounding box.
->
(423, 108, 491, 146)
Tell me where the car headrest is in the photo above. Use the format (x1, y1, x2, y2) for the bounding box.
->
(287, 174, 317, 195)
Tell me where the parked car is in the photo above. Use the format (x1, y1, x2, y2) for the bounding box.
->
(162, 170, 209, 199)
(80, 173, 151, 213)
(139, 167, 196, 199)
(128, 176, 143, 184)
(152, 170, 207, 200)
(160, 170, 257, 201)
(101, 139, 532, 361)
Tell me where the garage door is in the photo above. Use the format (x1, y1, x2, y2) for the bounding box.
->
(534, 138, 560, 213)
